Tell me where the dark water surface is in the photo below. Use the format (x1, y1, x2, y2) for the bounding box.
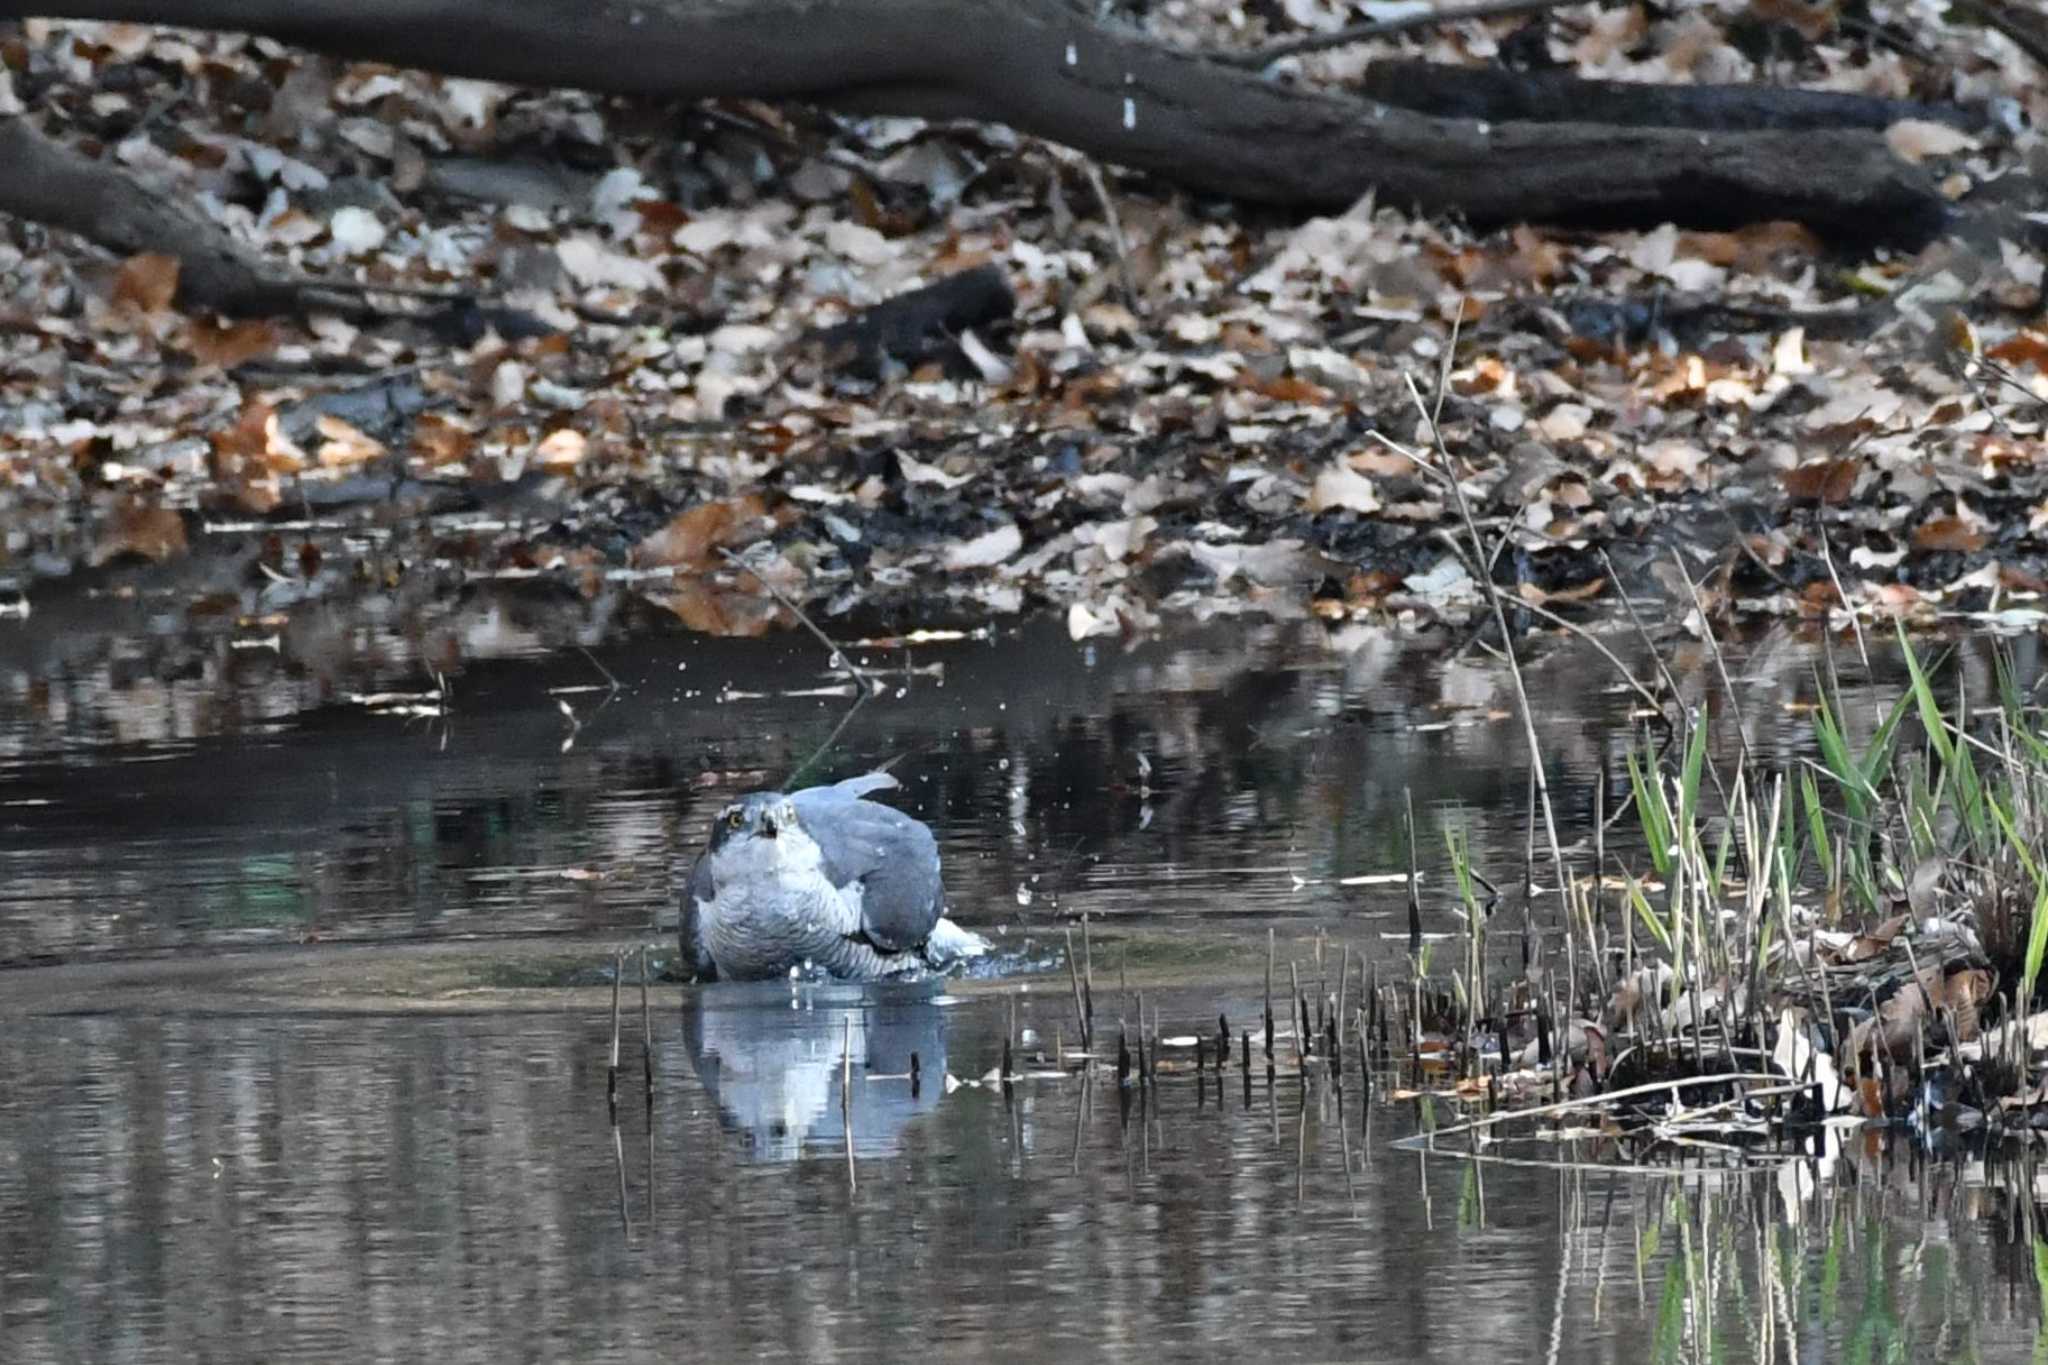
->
(4, 608, 2046, 1361)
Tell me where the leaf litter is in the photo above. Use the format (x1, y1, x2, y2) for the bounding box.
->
(0, 4, 2046, 657)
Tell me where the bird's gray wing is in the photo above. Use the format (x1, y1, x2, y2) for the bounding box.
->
(677, 851, 720, 980)
(792, 789, 943, 953)
(816, 772, 900, 801)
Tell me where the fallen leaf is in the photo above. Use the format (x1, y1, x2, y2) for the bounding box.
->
(1885, 119, 1978, 165)
(1913, 516, 1987, 554)
(1067, 601, 1120, 640)
(111, 252, 180, 313)
(1781, 458, 1859, 505)
(91, 500, 186, 565)
(315, 414, 385, 468)
(897, 451, 975, 489)
(646, 580, 782, 636)
(535, 427, 587, 470)
(943, 521, 1023, 570)
(1828, 913, 1909, 965)
(328, 206, 388, 256)
(1987, 332, 2048, 372)
(182, 317, 279, 368)
(211, 401, 306, 476)
(1307, 461, 1380, 515)
(410, 413, 475, 466)
(632, 494, 772, 571)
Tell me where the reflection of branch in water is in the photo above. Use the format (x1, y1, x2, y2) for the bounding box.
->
(721, 546, 875, 695)
(719, 545, 885, 791)
(842, 1015, 857, 1194)
(783, 687, 872, 792)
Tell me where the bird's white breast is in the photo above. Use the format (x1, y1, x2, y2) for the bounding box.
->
(700, 828, 863, 980)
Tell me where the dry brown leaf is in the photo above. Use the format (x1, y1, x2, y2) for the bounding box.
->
(1677, 221, 1825, 272)
(90, 500, 187, 566)
(646, 580, 783, 637)
(535, 427, 588, 471)
(316, 414, 386, 468)
(1843, 963, 1994, 1067)
(1987, 332, 2048, 371)
(1913, 516, 1987, 554)
(1781, 458, 1859, 505)
(1518, 577, 1607, 607)
(111, 252, 180, 313)
(411, 413, 476, 467)
(1506, 225, 1566, 285)
(210, 400, 306, 477)
(632, 494, 772, 571)
(1830, 913, 1909, 965)
(1748, 0, 1839, 41)
(182, 318, 279, 368)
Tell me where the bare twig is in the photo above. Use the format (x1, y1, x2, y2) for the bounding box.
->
(1078, 156, 1141, 315)
(1668, 549, 1753, 775)
(1816, 524, 1871, 673)
(1385, 355, 1574, 972)
(720, 546, 876, 695)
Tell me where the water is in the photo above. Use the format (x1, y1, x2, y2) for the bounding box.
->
(4, 607, 2046, 1361)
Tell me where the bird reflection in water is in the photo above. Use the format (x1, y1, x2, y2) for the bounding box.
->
(681, 978, 953, 1162)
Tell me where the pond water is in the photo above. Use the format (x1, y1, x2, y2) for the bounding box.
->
(4, 601, 2046, 1361)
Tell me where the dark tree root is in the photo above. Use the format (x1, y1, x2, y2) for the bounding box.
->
(0, 116, 574, 332)
(0, 0, 1958, 252)
(0, 117, 309, 315)
(808, 264, 1016, 377)
(1358, 61, 1983, 134)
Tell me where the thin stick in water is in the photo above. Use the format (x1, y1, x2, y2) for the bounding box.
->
(639, 945, 654, 1104)
(842, 1015, 857, 1193)
(608, 950, 623, 1120)
(1065, 928, 1089, 1051)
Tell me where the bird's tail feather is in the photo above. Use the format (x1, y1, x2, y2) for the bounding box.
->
(923, 917, 990, 964)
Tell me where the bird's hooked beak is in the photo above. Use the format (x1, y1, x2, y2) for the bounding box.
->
(759, 800, 799, 839)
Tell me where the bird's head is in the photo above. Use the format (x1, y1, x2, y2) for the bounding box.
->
(707, 793, 815, 874)
(712, 792, 799, 843)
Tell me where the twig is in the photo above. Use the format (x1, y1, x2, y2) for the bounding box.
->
(1816, 524, 1871, 674)
(1596, 547, 1687, 722)
(1397, 1070, 1790, 1146)
(1510, 593, 1668, 718)
(1078, 156, 1141, 315)
(842, 1015, 857, 1193)
(639, 945, 655, 1104)
(578, 645, 624, 694)
(1224, 0, 1576, 67)
(1668, 549, 1753, 775)
(607, 950, 623, 1121)
(719, 546, 876, 695)
(1065, 927, 1091, 1053)
(1389, 352, 1574, 978)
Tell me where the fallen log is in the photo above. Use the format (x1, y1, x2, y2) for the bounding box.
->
(0, 0, 1953, 314)
(0, 117, 304, 314)
(1357, 60, 1982, 133)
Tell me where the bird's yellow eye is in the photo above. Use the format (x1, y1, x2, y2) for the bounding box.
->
(726, 810, 743, 829)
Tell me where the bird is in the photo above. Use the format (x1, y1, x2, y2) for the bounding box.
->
(679, 772, 989, 982)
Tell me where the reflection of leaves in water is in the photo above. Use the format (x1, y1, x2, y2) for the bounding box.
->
(1455, 1162, 1480, 1231)
(224, 853, 308, 926)
(2033, 1242, 2048, 1355)
(1652, 1256, 1686, 1364)
(1846, 1216, 1897, 1363)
